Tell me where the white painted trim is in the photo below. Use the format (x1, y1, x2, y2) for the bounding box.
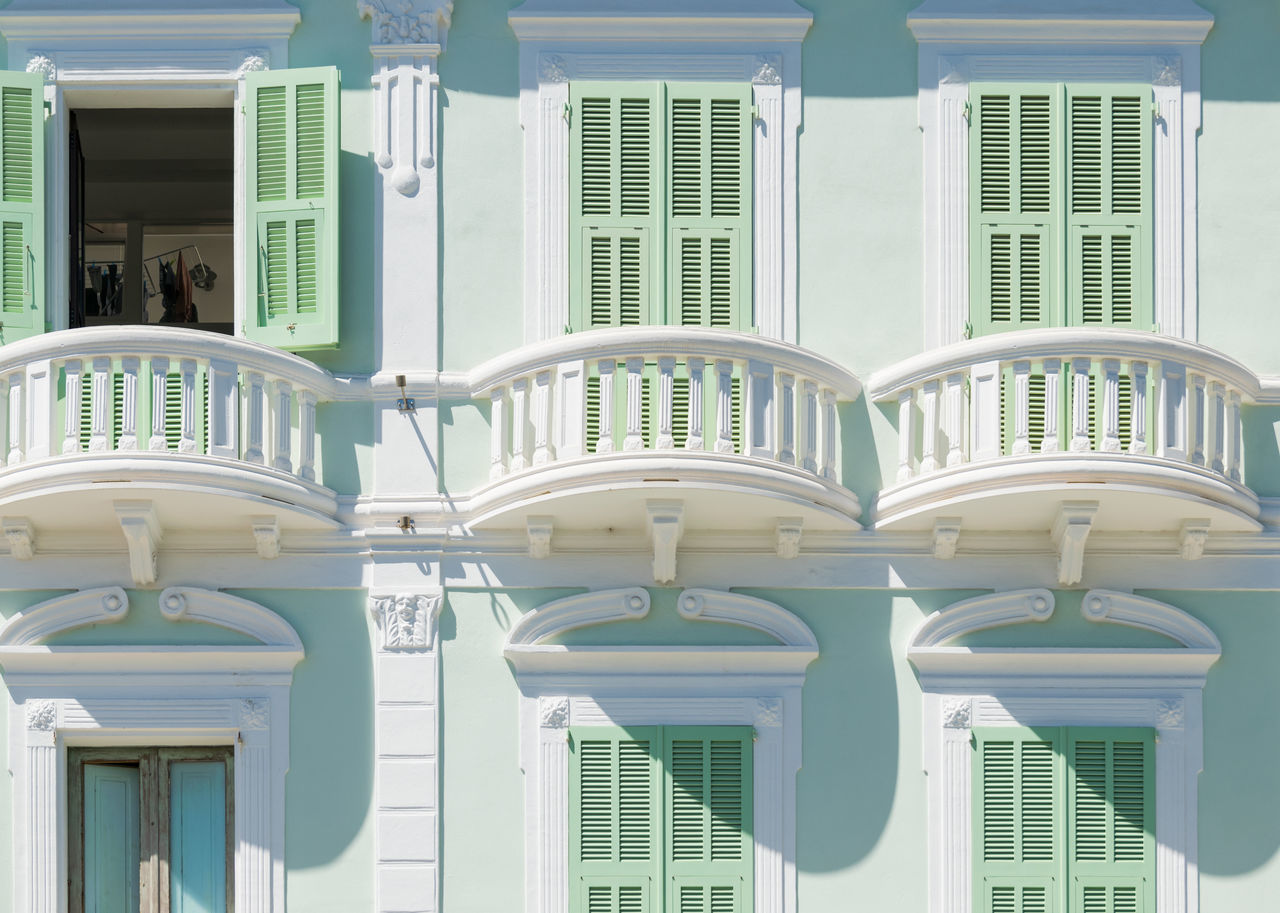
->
(506, 587, 651, 646)
(914, 38, 1208, 349)
(1, 588, 301, 913)
(512, 4, 809, 344)
(909, 587, 1054, 648)
(158, 585, 304, 649)
(507, 585, 816, 913)
(0, 586, 128, 645)
(677, 587, 817, 648)
(910, 587, 1219, 913)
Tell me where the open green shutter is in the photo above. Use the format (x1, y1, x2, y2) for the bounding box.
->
(1066, 87, 1152, 330)
(570, 83, 661, 330)
(1067, 728, 1155, 913)
(665, 727, 753, 913)
(970, 85, 1059, 337)
(170, 761, 228, 913)
(0, 72, 44, 345)
(84, 764, 142, 913)
(666, 84, 752, 331)
(570, 727, 661, 913)
(245, 66, 339, 349)
(973, 727, 1064, 913)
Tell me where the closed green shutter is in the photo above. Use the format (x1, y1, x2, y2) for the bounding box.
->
(245, 67, 339, 349)
(1066, 87, 1152, 329)
(169, 761, 228, 913)
(1068, 729, 1155, 913)
(973, 727, 1064, 913)
(0, 72, 44, 344)
(570, 727, 661, 913)
(570, 83, 661, 329)
(970, 85, 1059, 337)
(84, 764, 142, 913)
(666, 84, 752, 330)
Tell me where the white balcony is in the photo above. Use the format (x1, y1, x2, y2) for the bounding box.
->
(464, 327, 863, 548)
(0, 327, 339, 565)
(868, 328, 1261, 548)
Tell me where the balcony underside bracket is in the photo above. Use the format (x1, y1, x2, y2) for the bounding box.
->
(647, 501, 685, 585)
(115, 501, 162, 587)
(1052, 501, 1097, 586)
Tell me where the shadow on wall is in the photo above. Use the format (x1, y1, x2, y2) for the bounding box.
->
(839, 399, 884, 522)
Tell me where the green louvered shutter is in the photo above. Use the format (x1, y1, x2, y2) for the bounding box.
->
(970, 85, 1059, 337)
(973, 727, 1064, 913)
(570, 727, 660, 913)
(665, 727, 753, 913)
(0, 72, 44, 345)
(666, 84, 753, 331)
(570, 83, 660, 330)
(1066, 87, 1152, 330)
(84, 764, 142, 913)
(245, 67, 339, 349)
(1068, 729, 1155, 913)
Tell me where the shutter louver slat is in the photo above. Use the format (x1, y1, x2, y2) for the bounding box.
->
(1081, 235, 1104, 323)
(708, 238, 733, 327)
(671, 98, 702, 218)
(980, 94, 1011, 213)
(295, 219, 319, 313)
(165, 370, 184, 451)
(585, 375, 601, 454)
(256, 86, 287, 203)
(1018, 232, 1043, 323)
(672, 376, 690, 448)
(1019, 96, 1051, 213)
(1110, 96, 1143, 214)
(710, 100, 742, 218)
(989, 234, 1012, 324)
(294, 84, 326, 199)
(1110, 235, 1133, 324)
(670, 739, 705, 861)
(681, 237, 703, 326)
(619, 740, 654, 861)
(2, 87, 33, 204)
(1073, 740, 1108, 862)
(579, 738, 616, 861)
(581, 97, 613, 216)
(1112, 741, 1146, 862)
(0, 73, 44, 341)
(709, 740, 744, 861)
(620, 98, 652, 218)
(1021, 740, 1055, 861)
(264, 221, 288, 317)
(1071, 95, 1103, 214)
(731, 376, 743, 454)
(1, 221, 23, 313)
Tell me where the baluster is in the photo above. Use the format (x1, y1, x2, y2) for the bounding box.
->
(820, 389, 838, 481)
(209, 359, 240, 460)
(298, 390, 317, 482)
(88, 357, 111, 452)
(63, 359, 83, 453)
(920, 379, 940, 472)
(656, 357, 676, 450)
(1129, 361, 1149, 455)
(272, 380, 293, 472)
(1101, 359, 1121, 452)
(944, 372, 964, 467)
(118, 357, 140, 451)
(1070, 357, 1092, 452)
(0, 375, 8, 465)
(624, 357, 646, 451)
(25, 360, 51, 460)
(1011, 362, 1031, 456)
(896, 389, 914, 482)
(1188, 373, 1206, 466)
(1226, 391, 1242, 482)
(6, 372, 20, 464)
(777, 373, 796, 465)
(557, 360, 585, 459)
(747, 360, 775, 458)
(684, 357, 705, 451)
(596, 359, 615, 454)
(714, 360, 735, 454)
(532, 369, 554, 465)
(489, 387, 509, 480)
(800, 380, 818, 473)
(1207, 381, 1225, 475)
(510, 377, 529, 471)
(244, 371, 266, 464)
(1157, 364, 1186, 461)
(179, 358, 198, 453)
(149, 357, 170, 451)
(1041, 358, 1061, 452)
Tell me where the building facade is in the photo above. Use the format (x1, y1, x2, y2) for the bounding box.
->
(0, 0, 1278, 911)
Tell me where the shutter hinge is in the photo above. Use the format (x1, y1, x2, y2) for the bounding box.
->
(752, 728, 759, 742)
(963, 320, 974, 340)
(563, 102, 571, 125)
(963, 100, 972, 124)
(1152, 100, 1161, 118)
(751, 103, 760, 120)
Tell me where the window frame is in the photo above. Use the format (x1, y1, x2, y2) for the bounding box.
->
(909, 8, 1213, 349)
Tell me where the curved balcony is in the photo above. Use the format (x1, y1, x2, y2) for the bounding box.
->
(868, 328, 1261, 546)
(0, 327, 340, 562)
(465, 328, 863, 546)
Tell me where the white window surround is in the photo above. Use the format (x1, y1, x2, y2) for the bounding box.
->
(907, 0, 1214, 349)
(907, 586, 1221, 913)
(0, 0, 301, 338)
(0, 584, 304, 913)
(503, 586, 818, 913)
(508, 0, 812, 345)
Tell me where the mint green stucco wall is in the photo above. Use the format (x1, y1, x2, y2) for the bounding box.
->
(0, 588, 375, 913)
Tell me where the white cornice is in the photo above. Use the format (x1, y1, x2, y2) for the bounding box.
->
(503, 644, 817, 677)
(508, 0, 813, 42)
(0, 3, 301, 42)
(909, 588, 1054, 649)
(907, 0, 1213, 44)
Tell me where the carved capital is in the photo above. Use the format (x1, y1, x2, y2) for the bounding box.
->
(1153, 55, 1182, 87)
(539, 54, 568, 83)
(239, 699, 270, 731)
(4, 517, 34, 560)
(755, 698, 783, 727)
(939, 56, 966, 86)
(1156, 698, 1184, 730)
(370, 591, 444, 650)
(539, 696, 570, 729)
(358, 0, 453, 50)
(26, 54, 55, 83)
(25, 700, 56, 732)
(942, 697, 972, 730)
(752, 55, 781, 86)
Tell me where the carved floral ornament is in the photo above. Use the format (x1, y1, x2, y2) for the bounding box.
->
(358, 0, 454, 48)
(26, 54, 55, 83)
(370, 592, 444, 650)
(25, 699, 56, 731)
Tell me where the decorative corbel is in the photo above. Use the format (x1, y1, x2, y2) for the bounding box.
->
(251, 515, 281, 560)
(3, 517, 34, 560)
(359, 0, 453, 196)
(527, 516, 553, 559)
(647, 501, 684, 585)
(1051, 501, 1097, 586)
(369, 590, 444, 650)
(775, 518, 802, 559)
(1179, 519, 1210, 561)
(932, 517, 961, 560)
(115, 501, 162, 587)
